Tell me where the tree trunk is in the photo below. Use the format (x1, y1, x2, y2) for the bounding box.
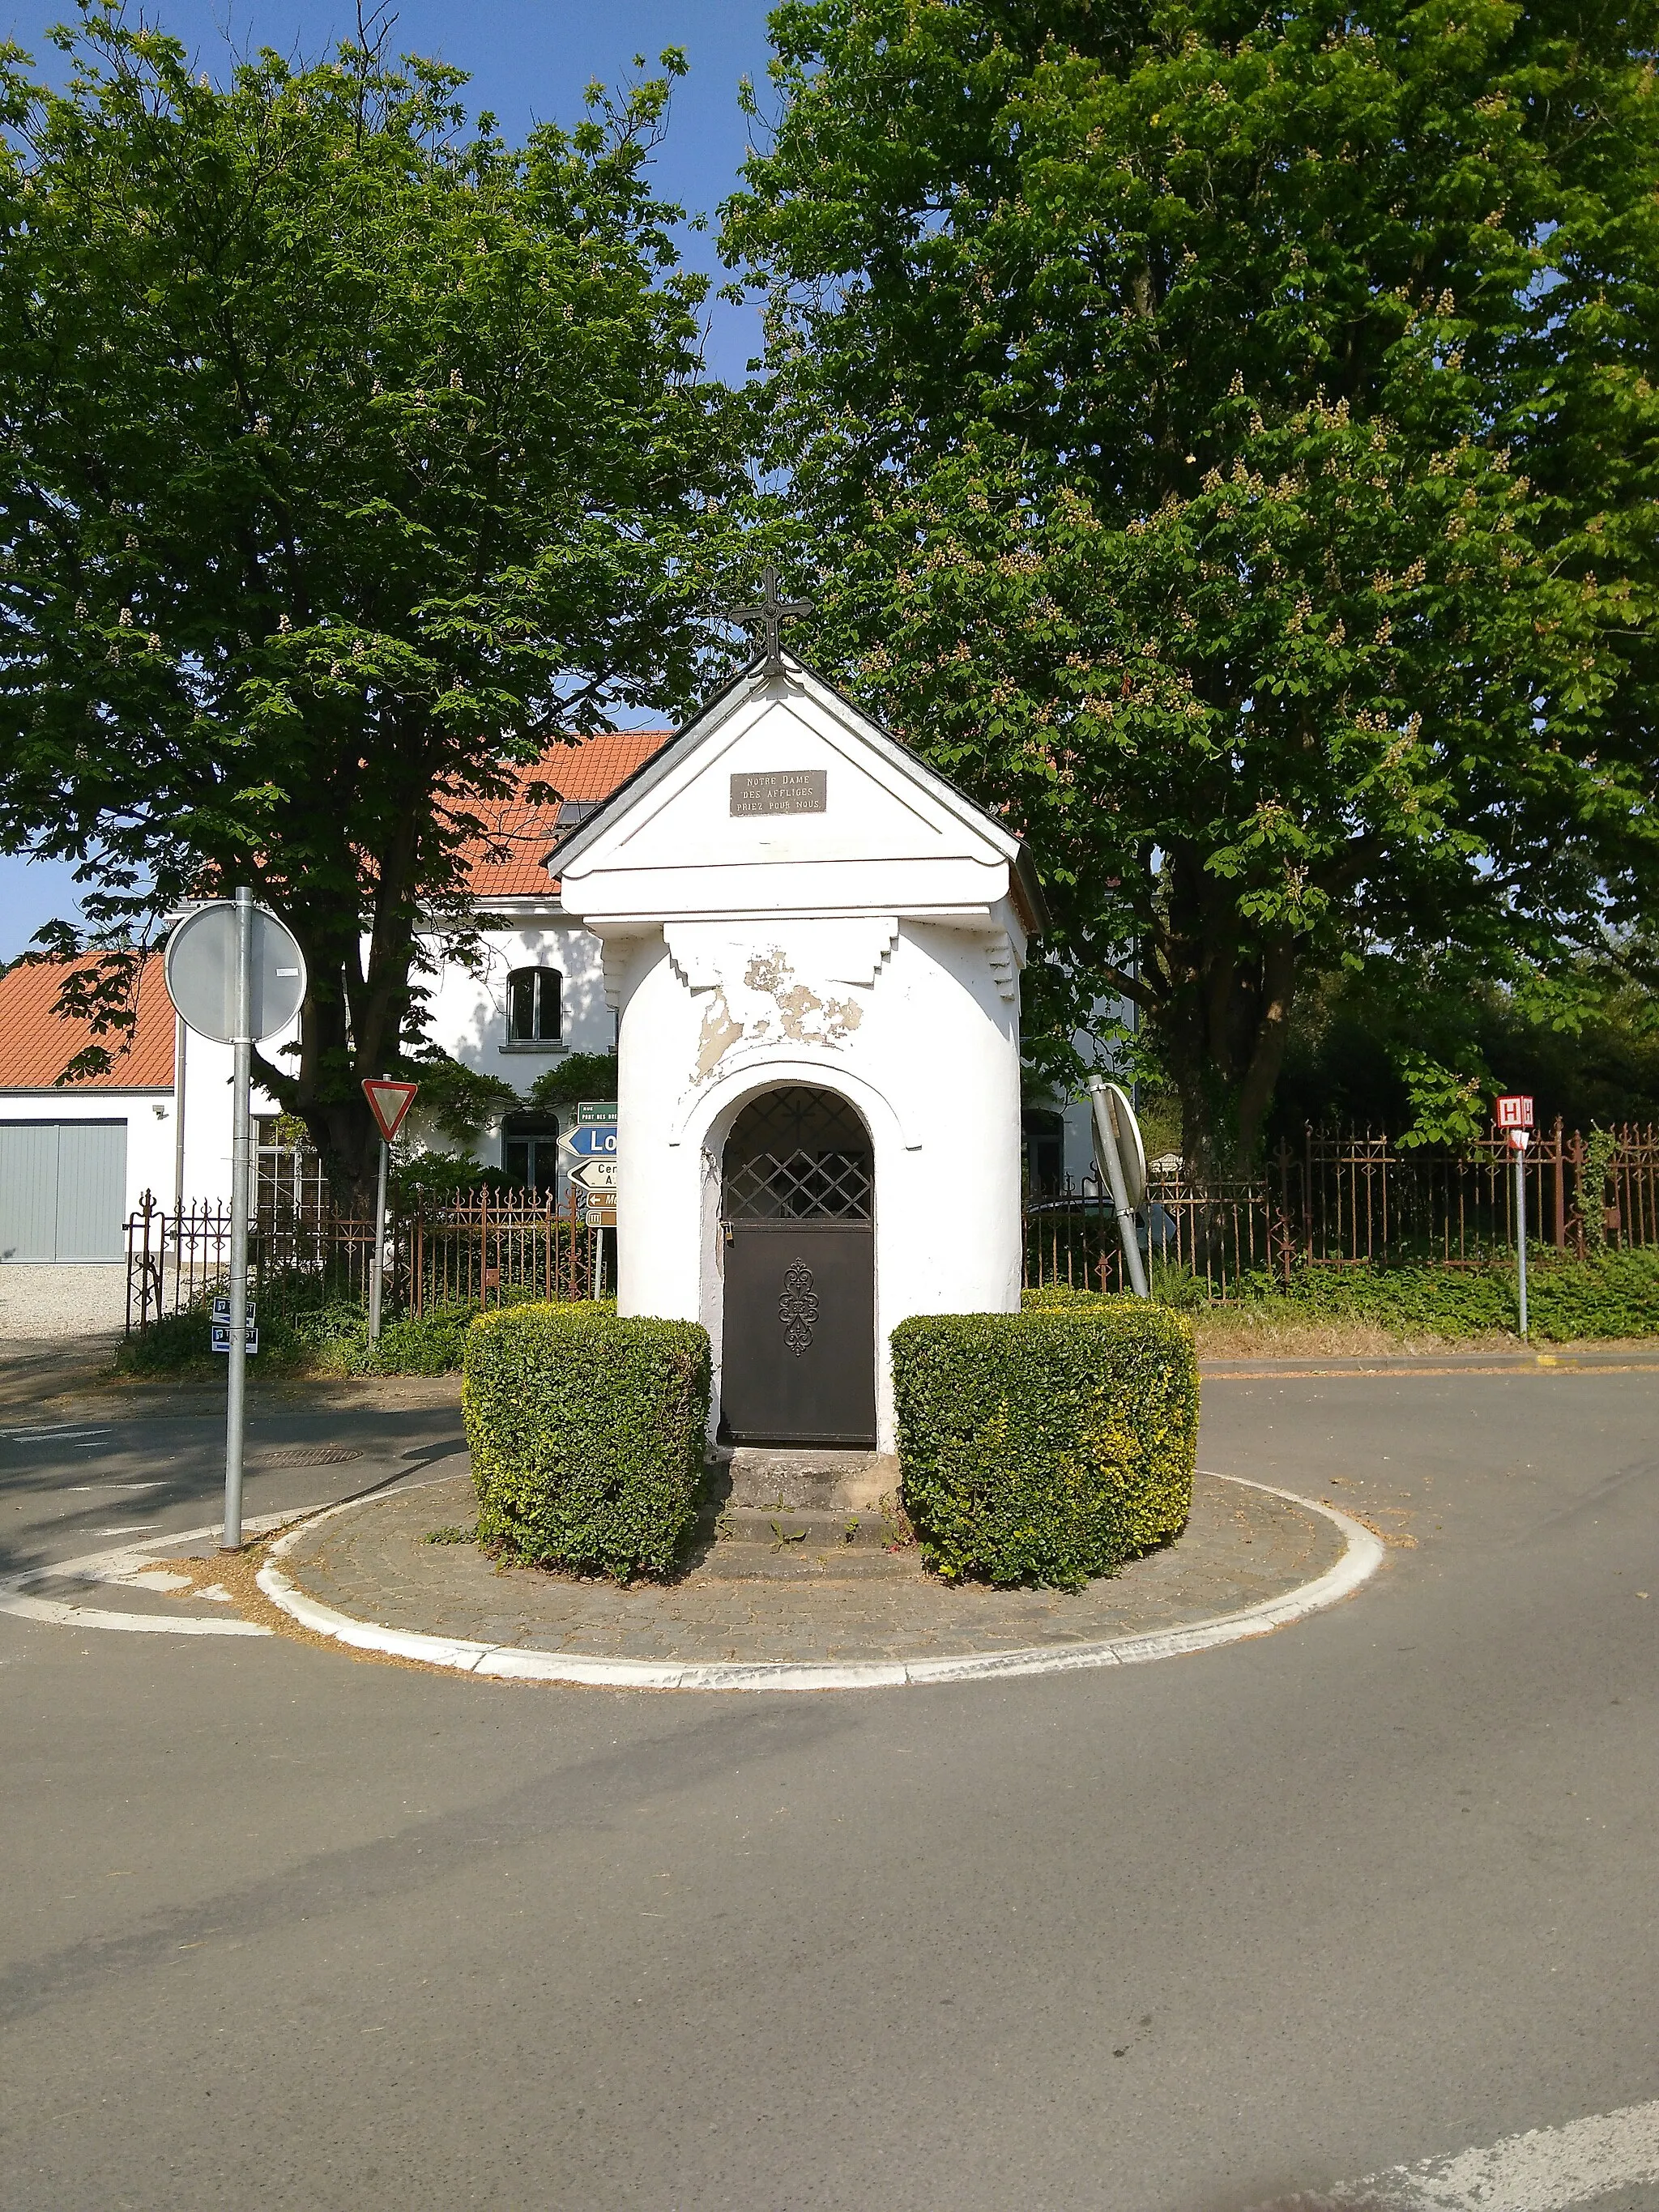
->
(1149, 866, 1300, 1190)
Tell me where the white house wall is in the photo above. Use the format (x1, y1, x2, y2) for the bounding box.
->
(412, 912, 613, 1170)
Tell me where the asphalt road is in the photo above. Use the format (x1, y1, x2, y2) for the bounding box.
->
(1, 1355, 1656, 2211)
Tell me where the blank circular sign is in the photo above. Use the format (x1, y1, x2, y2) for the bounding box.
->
(1094, 1080, 1148, 1213)
(164, 901, 308, 1044)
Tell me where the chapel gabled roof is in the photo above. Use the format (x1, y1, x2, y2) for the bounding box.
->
(545, 650, 1049, 932)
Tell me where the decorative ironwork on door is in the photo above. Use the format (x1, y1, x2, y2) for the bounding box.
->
(778, 1258, 819, 1354)
(722, 1086, 872, 1221)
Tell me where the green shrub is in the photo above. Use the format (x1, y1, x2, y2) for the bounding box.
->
(113, 1288, 368, 1375)
(114, 1306, 211, 1373)
(463, 1303, 711, 1580)
(1226, 1251, 1659, 1340)
(891, 1299, 1199, 1589)
(390, 1152, 515, 1204)
(365, 1300, 480, 1375)
(527, 1052, 618, 1111)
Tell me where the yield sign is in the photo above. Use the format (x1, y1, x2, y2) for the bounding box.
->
(362, 1077, 420, 1144)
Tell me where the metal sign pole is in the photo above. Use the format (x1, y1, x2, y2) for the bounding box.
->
(222, 888, 253, 1551)
(173, 1008, 187, 1214)
(369, 1137, 389, 1344)
(1090, 1083, 1149, 1298)
(1516, 1137, 1529, 1342)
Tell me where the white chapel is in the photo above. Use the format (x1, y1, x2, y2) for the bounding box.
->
(557, 650, 1047, 1453)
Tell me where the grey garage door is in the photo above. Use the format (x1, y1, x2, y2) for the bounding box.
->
(0, 1121, 128, 1261)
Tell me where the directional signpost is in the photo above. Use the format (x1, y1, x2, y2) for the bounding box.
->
(164, 892, 306, 1551)
(561, 1102, 617, 1228)
(1496, 1094, 1534, 1340)
(361, 1079, 420, 1344)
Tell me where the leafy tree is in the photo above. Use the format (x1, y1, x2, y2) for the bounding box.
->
(0, 6, 737, 1200)
(726, 0, 1659, 1177)
(1271, 953, 1659, 1141)
(527, 1049, 619, 1110)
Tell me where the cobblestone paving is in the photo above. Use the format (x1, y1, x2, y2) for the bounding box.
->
(280, 1471, 1346, 1666)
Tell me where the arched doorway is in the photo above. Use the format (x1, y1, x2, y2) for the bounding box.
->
(719, 1085, 876, 1447)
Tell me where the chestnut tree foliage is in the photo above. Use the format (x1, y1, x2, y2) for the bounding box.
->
(0, 9, 736, 1199)
(727, 0, 1659, 1172)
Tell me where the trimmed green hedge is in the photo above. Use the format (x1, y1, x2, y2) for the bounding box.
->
(891, 1298, 1199, 1589)
(1222, 1251, 1659, 1340)
(463, 1303, 710, 1580)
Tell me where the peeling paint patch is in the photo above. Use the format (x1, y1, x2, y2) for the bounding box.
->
(696, 990, 744, 1078)
(742, 949, 862, 1049)
(689, 944, 868, 1083)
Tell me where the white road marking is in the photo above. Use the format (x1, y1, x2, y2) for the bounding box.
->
(4, 1426, 111, 1442)
(0, 1485, 444, 1638)
(1264, 2095, 1659, 2210)
(0, 1517, 294, 1637)
(67, 1482, 164, 1492)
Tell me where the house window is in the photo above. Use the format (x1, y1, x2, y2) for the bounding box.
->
(502, 1113, 561, 1192)
(506, 967, 561, 1045)
(1021, 1110, 1065, 1200)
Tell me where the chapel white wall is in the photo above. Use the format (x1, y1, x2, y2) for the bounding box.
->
(609, 912, 1023, 1453)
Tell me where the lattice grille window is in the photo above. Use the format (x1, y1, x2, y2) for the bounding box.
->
(723, 1086, 873, 1222)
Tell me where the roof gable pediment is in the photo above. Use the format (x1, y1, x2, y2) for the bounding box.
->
(557, 658, 1025, 927)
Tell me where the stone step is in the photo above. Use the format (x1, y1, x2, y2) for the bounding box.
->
(690, 1503, 919, 1581)
(694, 1538, 918, 1583)
(719, 1446, 900, 1511)
(716, 1505, 895, 1549)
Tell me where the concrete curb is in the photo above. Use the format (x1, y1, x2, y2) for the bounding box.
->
(255, 1473, 1386, 1692)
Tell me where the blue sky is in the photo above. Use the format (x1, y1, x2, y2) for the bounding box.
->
(0, 0, 779, 958)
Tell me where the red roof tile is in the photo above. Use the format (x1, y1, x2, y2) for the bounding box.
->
(0, 953, 175, 1090)
(458, 731, 672, 897)
(0, 735, 671, 1085)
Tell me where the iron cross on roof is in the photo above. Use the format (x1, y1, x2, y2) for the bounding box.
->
(722, 563, 816, 677)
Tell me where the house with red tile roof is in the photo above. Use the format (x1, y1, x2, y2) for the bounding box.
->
(0, 731, 673, 1268)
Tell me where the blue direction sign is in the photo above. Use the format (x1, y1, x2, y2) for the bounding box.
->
(565, 1123, 617, 1159)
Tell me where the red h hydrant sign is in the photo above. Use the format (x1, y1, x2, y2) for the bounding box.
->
(1495, 1095, 1533, 1151)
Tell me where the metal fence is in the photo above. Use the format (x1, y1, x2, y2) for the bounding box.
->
(128, 1119, 1659, 1331)
(126, 1183, 608, 1335)
(1024, 1121, 1659, 1298)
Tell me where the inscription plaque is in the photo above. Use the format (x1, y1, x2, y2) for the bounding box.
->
(730, 769, 826, 818)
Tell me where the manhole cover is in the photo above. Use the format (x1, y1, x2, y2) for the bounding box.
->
(258, 1447, 365, 1468)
